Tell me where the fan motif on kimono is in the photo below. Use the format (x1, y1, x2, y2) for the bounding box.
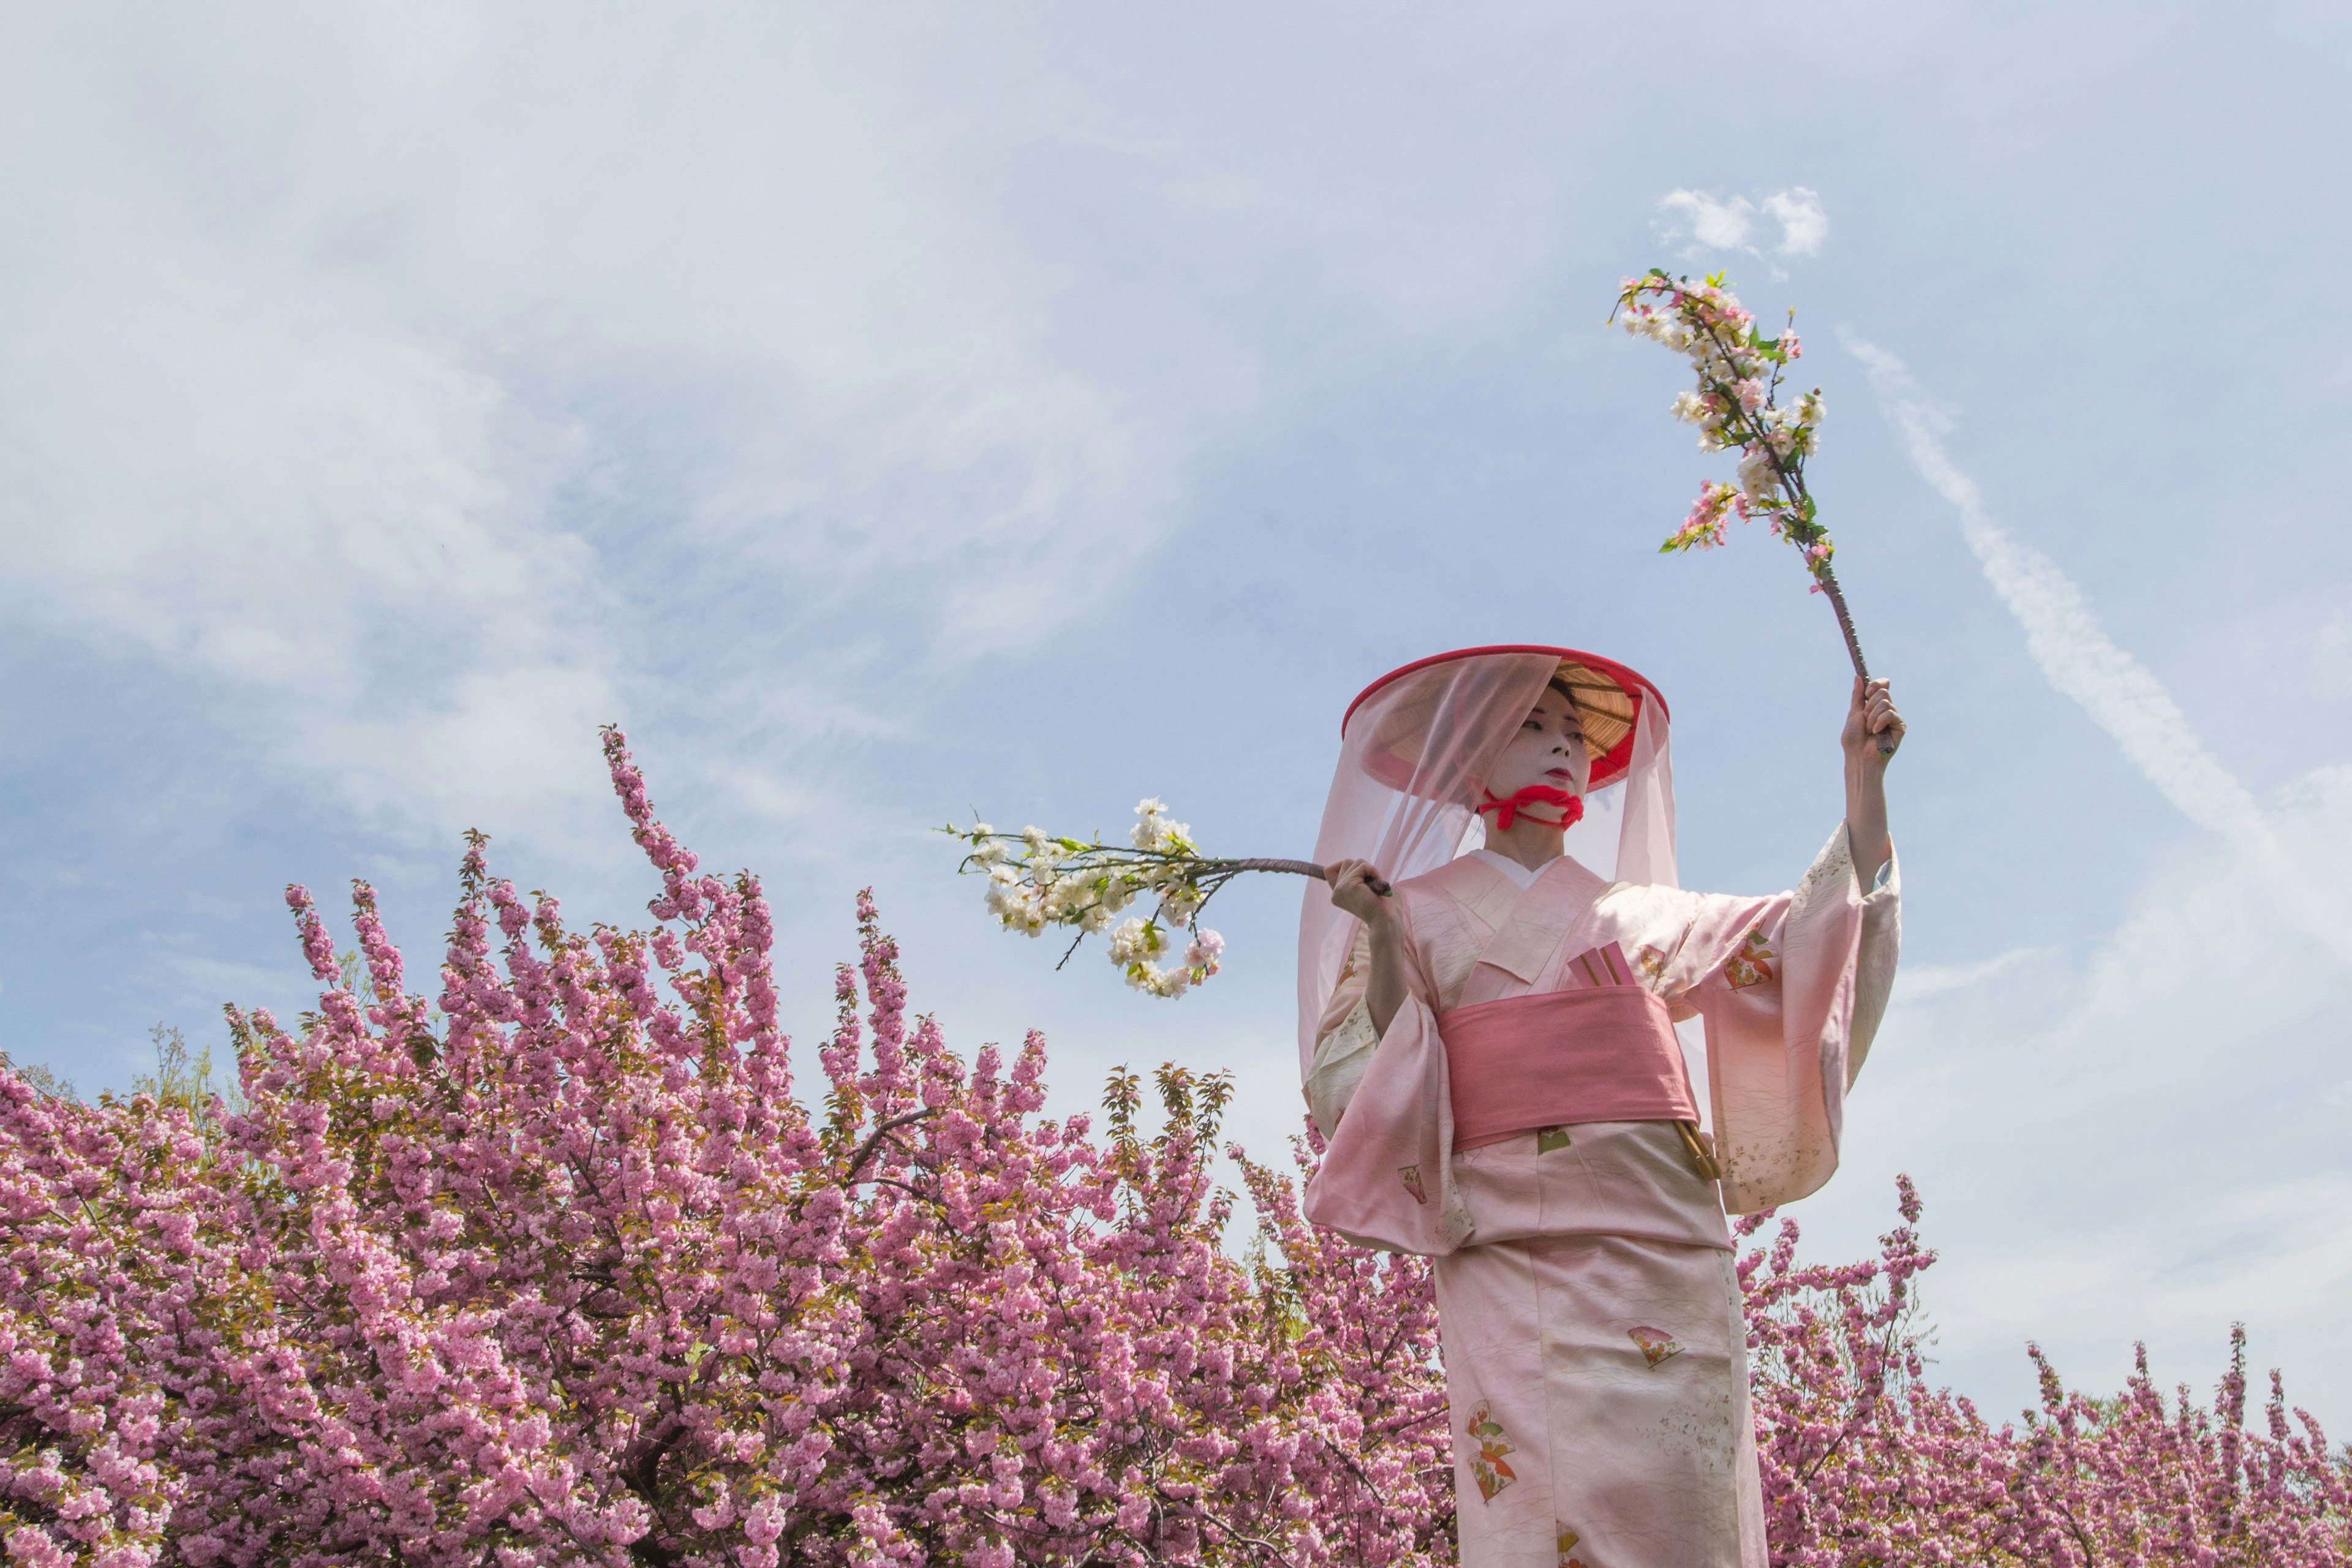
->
(1466, 1403, 1517, 1502)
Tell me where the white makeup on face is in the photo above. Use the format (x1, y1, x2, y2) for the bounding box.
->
(1484, 688, 1591, 799)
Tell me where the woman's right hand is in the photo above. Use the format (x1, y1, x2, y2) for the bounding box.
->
(1324, 858, 1392, 924)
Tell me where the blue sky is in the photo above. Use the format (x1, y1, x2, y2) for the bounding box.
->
(4, 2, 2349, 1430)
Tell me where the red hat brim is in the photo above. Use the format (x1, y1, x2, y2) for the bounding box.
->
(1341, 644, 1668, 792)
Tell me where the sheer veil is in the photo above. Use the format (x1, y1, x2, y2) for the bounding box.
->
(1294, 646, 1677, 1079)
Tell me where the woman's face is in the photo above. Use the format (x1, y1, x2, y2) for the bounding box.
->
(1484, 685, 1591, 801)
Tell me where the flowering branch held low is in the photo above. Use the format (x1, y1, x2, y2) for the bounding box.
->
(1611, 268, 1894, 752)
(946, 801, 1381, 999)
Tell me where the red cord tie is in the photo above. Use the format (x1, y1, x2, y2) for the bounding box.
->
(1476, 785, 1586, 831)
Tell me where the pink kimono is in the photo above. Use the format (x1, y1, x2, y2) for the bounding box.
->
(1302, 829, 1899, 1568)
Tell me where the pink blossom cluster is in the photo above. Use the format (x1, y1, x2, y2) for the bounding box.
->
(1, 729, 2345, 1564)
(0, 729, 1449, 1567)
(1613, 269, 1832, 573)
(1740, 1178, 2351, 1566)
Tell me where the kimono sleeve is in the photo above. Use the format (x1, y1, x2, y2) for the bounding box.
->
(1305, 922, 1380, 1141)
(1847, 848, 1901, 1086)
(1631, 826, 1901, 1213)
(1300, 892, 1476, 1256)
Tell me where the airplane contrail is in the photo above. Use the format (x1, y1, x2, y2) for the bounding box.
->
(1842, 331, 2352, 961)
(1839, 331, 2265, 839)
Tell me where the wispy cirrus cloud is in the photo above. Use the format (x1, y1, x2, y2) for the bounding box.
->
(0, 6, 1599, 858)
(0, 11, 1229, 860)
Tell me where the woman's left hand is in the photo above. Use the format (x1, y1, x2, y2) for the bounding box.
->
(1841, 677, 1905, 767)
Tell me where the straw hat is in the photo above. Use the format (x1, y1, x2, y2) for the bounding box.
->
(1341, 644, 1667, 791)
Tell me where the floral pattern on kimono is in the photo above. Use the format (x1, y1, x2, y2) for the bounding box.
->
(1722, 924, 1776, 989)
(1466, 1403, 1517, 1502)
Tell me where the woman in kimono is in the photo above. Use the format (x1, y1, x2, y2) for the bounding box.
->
(1296, 645, 1902, 1568)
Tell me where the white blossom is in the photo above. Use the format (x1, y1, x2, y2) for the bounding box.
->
(1107, 918, 1162, 965)
(955, 796, 1230, 997)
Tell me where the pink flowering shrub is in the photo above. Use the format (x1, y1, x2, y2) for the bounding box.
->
(0, 729, 1449, 1568)
(1741, 1182, 2352, 1566)
(0, 727, 2345, 1565)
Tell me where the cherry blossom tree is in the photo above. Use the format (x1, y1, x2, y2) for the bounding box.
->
(0, 731, 1449, 1568)
(0, 729, 2343, 1565)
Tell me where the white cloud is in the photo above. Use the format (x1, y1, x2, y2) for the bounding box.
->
(0, 7, 1594, 854)
(1934, 1171, 2352, 1391)
(1657, 189, 1760, 252)
(1655, 186, 1827, 271)
(1898, 946, 2041, 1000)
(1, 12, 1213, 851)
(1760, 188, 1828, 258)
(0, 232, 620, 843)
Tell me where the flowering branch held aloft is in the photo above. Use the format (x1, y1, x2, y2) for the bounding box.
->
(1611, 268, 1890, 742)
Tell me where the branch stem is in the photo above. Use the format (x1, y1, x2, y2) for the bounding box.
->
(1229, 858, 1390, 897)
(1814, 562, 1869, 680)
(1812, 564, 1896, 754)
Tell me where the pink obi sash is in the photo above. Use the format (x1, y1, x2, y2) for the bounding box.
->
(1439, 987, 1697, 1152)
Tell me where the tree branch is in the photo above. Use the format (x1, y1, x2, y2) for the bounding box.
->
(842, 1107, 941, 1185)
